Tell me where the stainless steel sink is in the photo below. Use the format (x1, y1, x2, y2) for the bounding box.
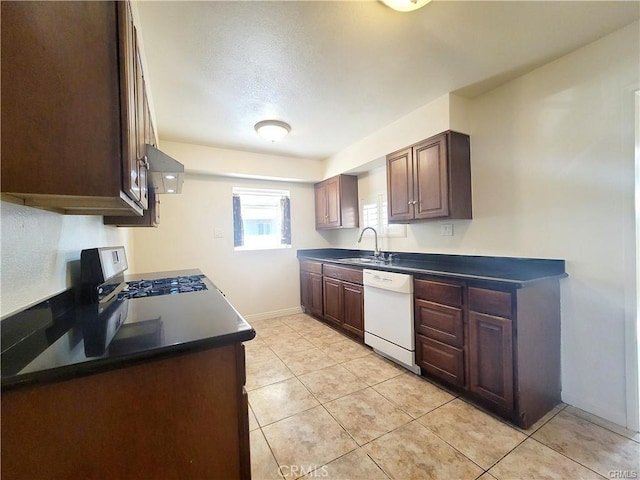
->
(338, 257, 390, 266)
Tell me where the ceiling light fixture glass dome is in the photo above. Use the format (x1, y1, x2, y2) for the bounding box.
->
(381, 0, 432, 12)
(255, 120, 291, 142)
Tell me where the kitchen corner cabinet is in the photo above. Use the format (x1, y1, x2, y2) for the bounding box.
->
(415, 276, 561, 428)
(104, 188, 160, 227)
(387, 131, 472, 223)
(314, 175, 359, 230)
(1, 1, 152, 216)
(300, 259, 324, 317)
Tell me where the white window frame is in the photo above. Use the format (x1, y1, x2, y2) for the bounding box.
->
(233, 187, 292, 251)
(360, 193, 407, 238)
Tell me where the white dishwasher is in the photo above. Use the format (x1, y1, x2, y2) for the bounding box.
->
(363, 269, 421, 375)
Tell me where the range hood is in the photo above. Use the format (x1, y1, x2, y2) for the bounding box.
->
(146, 144, 185, 194)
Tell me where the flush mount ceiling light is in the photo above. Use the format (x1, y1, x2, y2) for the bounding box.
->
(255, 120, 291, 142)
(381, 0, 432, 12)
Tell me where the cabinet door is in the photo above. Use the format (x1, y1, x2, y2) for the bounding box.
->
(134, 45, 148, 210)
(314, 182, 327, 229)
(300, 271, 310, 311)
(103, 187, 159, 227)
(468, 311, 514, 411)
(387, 148, 414, 222)
(323, 277, 343, 326)
(151, 189, 160, 226)
(144, 87, 153, 147)
(118, 2, 141, 205)
(342, 282, 364, 337)
(325, 176, 341, 227)
(309, 273, 324, 317)
(414, 134, 449, 219)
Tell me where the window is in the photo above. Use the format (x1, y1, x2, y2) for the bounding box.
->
(360, 193, 407, 238)
(233, 188, 291, 250)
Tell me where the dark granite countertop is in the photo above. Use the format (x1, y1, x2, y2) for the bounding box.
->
(297, 248, 567, 287)
(1, 269, 255, 390)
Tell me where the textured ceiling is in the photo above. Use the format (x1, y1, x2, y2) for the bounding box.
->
(136, 1, 639, 161)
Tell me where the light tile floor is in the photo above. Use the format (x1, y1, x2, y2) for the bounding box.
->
(245, 313, 640, 480)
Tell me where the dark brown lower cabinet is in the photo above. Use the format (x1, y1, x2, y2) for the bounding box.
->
(415, 298, 464, 348)
(299, 261, 364, 341)
(322, 277, 364, 339)
(468, 311, 514, 411)
(415, 277, 561, 429)
(323, 277, 342, 326)
(416, 334, 465, 387)
(1, 344, 251, 479)
(300, 260, 323, 317)
(415, 278, 466, 388)
(342, 282, 364, 337)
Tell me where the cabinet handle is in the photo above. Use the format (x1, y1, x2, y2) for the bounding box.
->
(140, 155, 150, 170)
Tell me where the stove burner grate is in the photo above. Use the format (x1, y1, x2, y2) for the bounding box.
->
(119, 275, 208, 300)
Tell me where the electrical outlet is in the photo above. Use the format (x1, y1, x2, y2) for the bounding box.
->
(214, 228, 224, 238)
(440, 224, 454, 236)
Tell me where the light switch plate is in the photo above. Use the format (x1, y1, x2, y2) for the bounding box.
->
(214, 228, 224, 238)
(440, 224, 453, 236)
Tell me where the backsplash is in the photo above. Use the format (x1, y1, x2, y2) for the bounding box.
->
(0, 201, 128, 318)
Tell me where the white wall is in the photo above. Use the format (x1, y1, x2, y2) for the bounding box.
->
(128, 173, 331, 321)
(469, 23, 637, 429)
(0, 201, 129, 317)
(326, 22, 639, 428)
(160, 141, 325, 183)
(324, 93, 452, 178)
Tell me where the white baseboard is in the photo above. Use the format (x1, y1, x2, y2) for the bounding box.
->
(243, 306, 303, 322)
(561, 392, 627, 429)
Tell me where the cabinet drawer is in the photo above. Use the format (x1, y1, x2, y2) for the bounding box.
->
(468, 287, 512, 318)
(299, 259, 323, 275)
(417, 335, 465, 387)
(323, 264, 363, 284)
(415, 279, 463, 306)
(415, 299, 464, 348)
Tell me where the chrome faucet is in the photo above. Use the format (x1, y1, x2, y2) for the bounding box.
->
(357, 227, 380, 258)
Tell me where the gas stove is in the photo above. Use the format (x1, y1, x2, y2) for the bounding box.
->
(119, 275, 208, 299)
(80, 247, 209, 304)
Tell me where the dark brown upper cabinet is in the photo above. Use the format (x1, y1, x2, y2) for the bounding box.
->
(1, 1, 151, 216)
(387, 131, 472, 223)
(104, 187, 160, 228)
(314, 174, 359, 230)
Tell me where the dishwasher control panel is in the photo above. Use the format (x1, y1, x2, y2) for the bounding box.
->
(363, 269, 413, 293)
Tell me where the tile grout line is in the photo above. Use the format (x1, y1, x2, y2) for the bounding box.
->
(560, 407, 640, 444)
(252, 319, 366, 477)
(527, 436, 608, 479)
(250, 315, 362, 476)
(255, 426, 286, 480)
(473, 404, 569, 477)
(415, 419, 495, 473)
(255, 315, 417, 478)
(252, 314, 623, 479)
(296, 319, 506, 474)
